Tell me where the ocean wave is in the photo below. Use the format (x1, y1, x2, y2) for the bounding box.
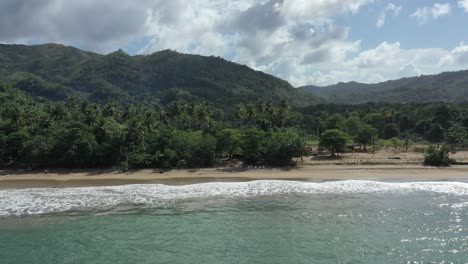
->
(1, 180, 468, 217)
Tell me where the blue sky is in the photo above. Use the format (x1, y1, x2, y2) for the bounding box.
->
(343, 0, 468, 50)
(1, 0, 468, 86)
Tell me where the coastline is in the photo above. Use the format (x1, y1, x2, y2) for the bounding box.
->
(1, 164, 468, 189)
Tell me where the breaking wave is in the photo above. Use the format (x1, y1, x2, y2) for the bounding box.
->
(1, 180, 468, 217)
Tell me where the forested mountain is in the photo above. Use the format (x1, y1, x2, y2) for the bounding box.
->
(0, 43, 319, 108)
(2, 44, 468, 170)
(300, 70, 468, 104)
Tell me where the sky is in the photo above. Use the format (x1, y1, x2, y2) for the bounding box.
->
(1, 0, 468, 87)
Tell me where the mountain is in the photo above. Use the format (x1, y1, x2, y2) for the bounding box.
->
(300, 71, 468, 104)
(0, 43, 320, 108)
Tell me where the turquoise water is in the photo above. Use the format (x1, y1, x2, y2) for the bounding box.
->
(1, 181, 468, 263)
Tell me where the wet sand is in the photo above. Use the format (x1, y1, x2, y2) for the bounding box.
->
(1, 165, 468, 188)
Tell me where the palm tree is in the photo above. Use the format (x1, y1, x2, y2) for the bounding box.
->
(185, 103, 195, 130)
(82, 104, 99, 126)
(233, 104, 246, 127)
(255, 99, 266, 115)
(194, 102, 212, 129)
(265, 99, 275, 116)
(51, 103, 68, 122)
(66, 98, 78, 114)
(245, 103, 257, 124)
(167, 101, 187, 129)
(277, 100, 291, 128)
(103, 101, 122, 119)
(94, 118, 108, 144)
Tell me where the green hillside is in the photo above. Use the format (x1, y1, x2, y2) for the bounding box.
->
(0, 43, 319, 107)
(300, 71, 468, 104)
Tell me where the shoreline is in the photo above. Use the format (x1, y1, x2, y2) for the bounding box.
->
(1, 164, 468, 189)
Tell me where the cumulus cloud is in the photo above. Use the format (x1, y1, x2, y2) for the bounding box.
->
(411, 3, 451, 24)
(440, 43, 468, 67)
(399, 63, 422, 77)
(432, 3, 452, 17)
(294, 42, 468, 86)
(142, 0, 235, 57)
(137, 1, 468, 87)
(0, 0, 152, 52)
(376, 3, 402, 28)
(140, 0, 372, 85)
(1, 0, 467, 87)
(459, 0, 468, 12)
(279, 0, 373, 21)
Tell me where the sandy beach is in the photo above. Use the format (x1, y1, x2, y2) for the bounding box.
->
(1, 164, 468, 188)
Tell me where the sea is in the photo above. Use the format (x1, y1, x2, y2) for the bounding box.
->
(1, 180, 468, 263)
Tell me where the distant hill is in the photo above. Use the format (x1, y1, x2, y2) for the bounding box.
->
(0, 43, 320, 107)
(300, 71, 468, 104)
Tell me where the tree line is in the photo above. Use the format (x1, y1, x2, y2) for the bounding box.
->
(0, 84, 305, 169)
(1, 83, 467, 170)
(300, 102, 468, 147)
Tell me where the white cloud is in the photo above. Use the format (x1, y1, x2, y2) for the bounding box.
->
(0, 0, 154, 53)
(295, 42, 468, 86)
(459, 0, 468, 12)
(135, 1, 468, 86)
(399, 63, 422, 77)
(432, 3, 452, 17)
(376, 3, 402, 28)
(280, 0, 373, 22)
(2, 0, 468, 87)
(411, 3, 451, 24)
(142, 0, 235, 56)
(440, 43, 468, 66)
(140, 0, 374, 86)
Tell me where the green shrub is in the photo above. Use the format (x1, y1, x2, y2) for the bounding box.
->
(119, 161, 129, 172)
(423, 145, 456, 167)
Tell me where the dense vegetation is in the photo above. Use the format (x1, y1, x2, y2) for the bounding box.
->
(300, 102, 468, 148)
(0, 43, 319, 108)
(423, 145, 456, 167)
(300, 70, 468, 104)
(0, 83, 306, 169)
(1, 81, 467, 169)
(1, 43, 467, 169)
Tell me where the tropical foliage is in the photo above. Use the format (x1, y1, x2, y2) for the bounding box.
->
(299, 102, 468, 146)
(1, 44, 468, 170)
(0, 44, 320, 108)
(0, 84, 306, 168)
(319, 130, 349, 157)
(424, 145, 456, 167)
(2, 81, 468, 169)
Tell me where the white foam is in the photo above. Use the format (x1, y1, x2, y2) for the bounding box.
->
(450, 202, 468, 209)
(1, 180, 468, 217)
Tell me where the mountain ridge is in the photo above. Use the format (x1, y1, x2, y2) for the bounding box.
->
(0, 43, 320, 107)
(299, 70, 468, 104)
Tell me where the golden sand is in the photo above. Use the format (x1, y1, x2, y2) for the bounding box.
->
(1, 165, 467, 189)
